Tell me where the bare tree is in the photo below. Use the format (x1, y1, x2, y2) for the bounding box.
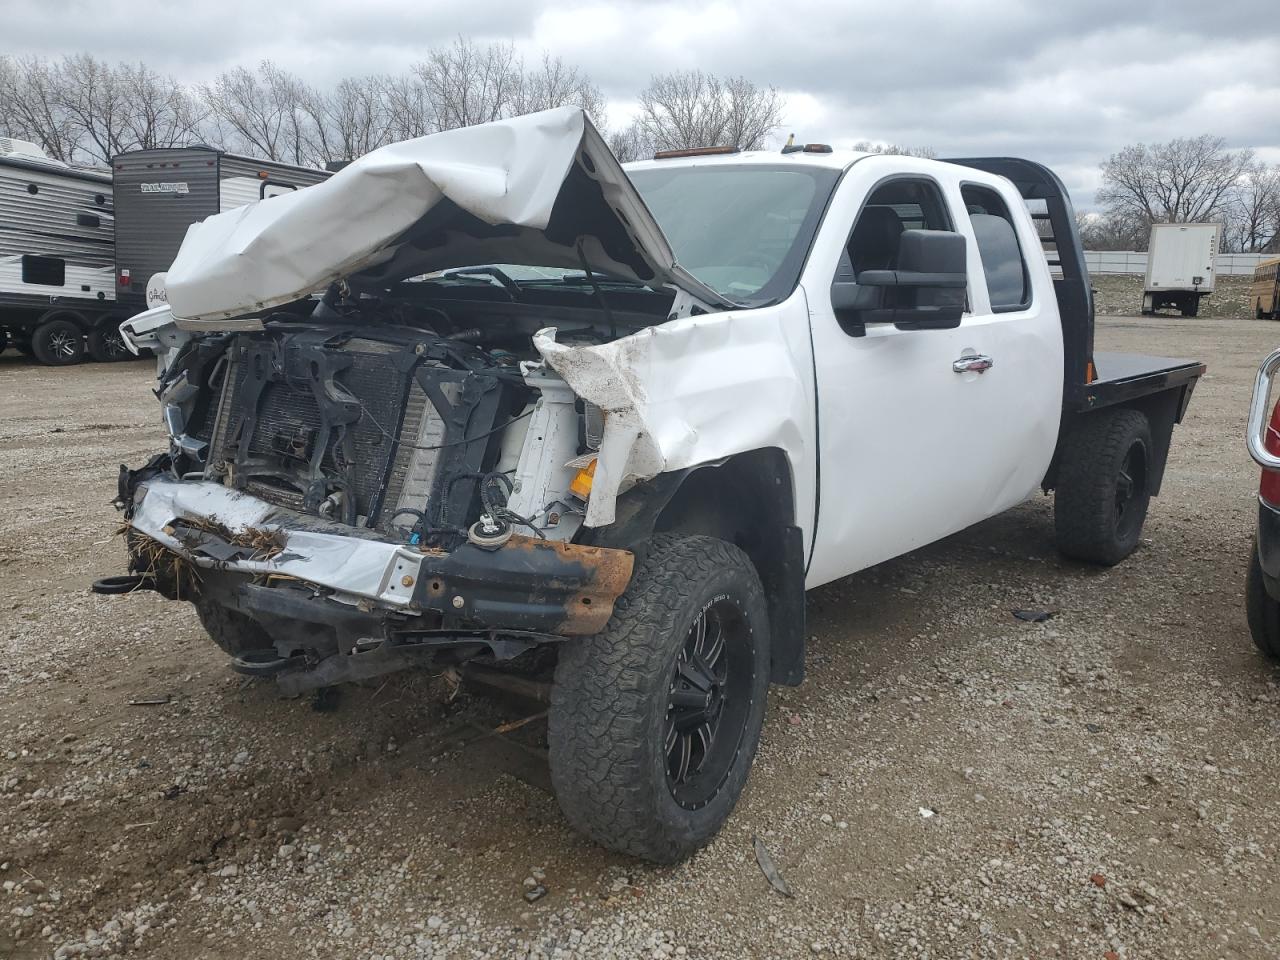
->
(720, 75, 784, 151)
(55, 53, 135, 165)
(414, 38, 522, 131)
(1097, 135, 1254, 228)
(635, 70, 783, 151)
(201, 61, 319, 165)
(851, 139, 936, 159)
(312, 76, 395, 162)
(608, 122, 653, 163)
(1076, 210, 1149, 251)
(1228, 160, 1280, 253)
(512, 52, 605, 121)
(383, 72, 433, 142)
(1, 54, 203, 165)
(0, 55, 82, 162)
(118, 62, 205, 151)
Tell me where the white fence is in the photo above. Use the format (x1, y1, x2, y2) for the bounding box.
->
(1084, 251, 1272, 276)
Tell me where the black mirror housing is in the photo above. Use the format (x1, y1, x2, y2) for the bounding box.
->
(830, 229, 967, 335)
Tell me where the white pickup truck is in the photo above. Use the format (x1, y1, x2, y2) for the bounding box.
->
(109, 107, 1203, 863)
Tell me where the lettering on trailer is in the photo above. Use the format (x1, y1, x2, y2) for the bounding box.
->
(140, 182, 189, 195)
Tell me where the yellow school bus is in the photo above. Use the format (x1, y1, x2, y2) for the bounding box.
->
(1254, 257, 1280, 320)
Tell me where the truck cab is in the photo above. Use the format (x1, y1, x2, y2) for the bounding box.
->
(109, 107, 1203, 863)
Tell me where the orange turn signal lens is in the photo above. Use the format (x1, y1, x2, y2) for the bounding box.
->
(570, 459, 597, 500)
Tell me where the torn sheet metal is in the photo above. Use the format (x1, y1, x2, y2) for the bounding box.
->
(129, 478, 425, 609)
(534, 298, 818, 535)
(164, 107, 724, 323)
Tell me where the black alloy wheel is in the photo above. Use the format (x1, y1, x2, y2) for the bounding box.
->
(1113, 438, 1148, 546)
(664, 597, 754, 811)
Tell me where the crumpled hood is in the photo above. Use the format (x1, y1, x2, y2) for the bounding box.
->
(164, 107, 723, 323)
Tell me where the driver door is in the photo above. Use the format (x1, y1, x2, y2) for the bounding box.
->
(802, 161, 1055, 588)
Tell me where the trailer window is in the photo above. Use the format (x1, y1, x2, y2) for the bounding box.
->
(962, 185, 1030, 312)
(22, 255, 65, 287)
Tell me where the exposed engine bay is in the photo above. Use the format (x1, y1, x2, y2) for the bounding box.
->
(152, 279, 672, 549)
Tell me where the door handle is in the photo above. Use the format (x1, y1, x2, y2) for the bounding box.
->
(952, 355, 994, 374)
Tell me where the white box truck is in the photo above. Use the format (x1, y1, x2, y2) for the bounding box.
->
(1142, 221, 1221, 317)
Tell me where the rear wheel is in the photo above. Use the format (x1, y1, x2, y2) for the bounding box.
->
(549, 534, 770, 863)
(1245, 548, 1280, 661)
(87, 316, 130, 362)
(1055, 409, 1152, 566)
(31, 318, 85, 365)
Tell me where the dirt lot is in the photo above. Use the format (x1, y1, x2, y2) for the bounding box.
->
(2, 311, 1279, 960)
(1090, 274, 1258, 321)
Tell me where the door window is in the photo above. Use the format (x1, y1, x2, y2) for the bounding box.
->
(962, 184, 1030, 312)
(839, 178, 954, 282)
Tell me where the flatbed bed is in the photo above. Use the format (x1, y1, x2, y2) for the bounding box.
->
(1081, 351, 1206, 412)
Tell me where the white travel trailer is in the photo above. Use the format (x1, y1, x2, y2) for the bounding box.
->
(0, 137, 124, 363)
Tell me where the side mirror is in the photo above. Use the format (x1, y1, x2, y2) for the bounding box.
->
(831, 229, 967, 336)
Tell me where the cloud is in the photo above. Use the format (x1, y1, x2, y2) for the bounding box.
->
(5, 0, 1278, 207)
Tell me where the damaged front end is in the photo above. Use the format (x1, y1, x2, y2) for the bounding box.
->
(116, 314, 640, 694)
(107, 107, 701, 691)
(110, 106, 819, 695)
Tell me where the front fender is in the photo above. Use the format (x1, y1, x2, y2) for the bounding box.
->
(533, 292, 817, 543)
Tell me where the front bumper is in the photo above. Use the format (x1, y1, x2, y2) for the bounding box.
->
(129, 478, 633, 636)
(1257, 497, 1280, 602)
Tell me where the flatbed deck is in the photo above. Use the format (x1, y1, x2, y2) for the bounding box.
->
(1078, 350, 1206, 412)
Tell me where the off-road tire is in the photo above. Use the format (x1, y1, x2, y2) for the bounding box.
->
(1055, 408, 1152, 566)
(1245, 547, 1280, 660)
(194, 599, 274, 657)
(87, 319, 129, 362)
(548, 534, 770, 863)
(31, 318, 85, 365)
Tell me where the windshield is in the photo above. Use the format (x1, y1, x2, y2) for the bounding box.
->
(627, 163, 841, 304)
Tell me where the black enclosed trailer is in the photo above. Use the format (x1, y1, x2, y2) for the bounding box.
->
(111, 147, 329, 315)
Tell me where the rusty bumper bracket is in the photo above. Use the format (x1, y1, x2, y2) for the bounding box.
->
(413, 534, 634, 636)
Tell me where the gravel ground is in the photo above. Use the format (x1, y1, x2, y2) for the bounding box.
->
(1090, 275, 1259, 321)
(2, 312, 1279, 960)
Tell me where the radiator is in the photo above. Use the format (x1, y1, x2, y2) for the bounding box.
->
(204, 336, 449, 531)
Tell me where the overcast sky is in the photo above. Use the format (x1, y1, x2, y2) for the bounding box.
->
(7, 0, 1280, 207)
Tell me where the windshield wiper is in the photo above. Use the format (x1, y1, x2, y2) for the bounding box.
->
(538, 272, 646, 288)
(440, 267, 520, 300)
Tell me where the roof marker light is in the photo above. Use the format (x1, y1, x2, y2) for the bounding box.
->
(652, 145, 739, 160)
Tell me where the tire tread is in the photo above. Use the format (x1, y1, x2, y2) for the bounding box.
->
(1055, 408, 1151, 566)
(548, 534, 767, 863)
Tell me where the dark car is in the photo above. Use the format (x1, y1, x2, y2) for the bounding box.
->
(1245, 348, 1280, 660)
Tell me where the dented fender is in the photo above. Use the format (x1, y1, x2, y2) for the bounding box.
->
(533, 292, 818, 545)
